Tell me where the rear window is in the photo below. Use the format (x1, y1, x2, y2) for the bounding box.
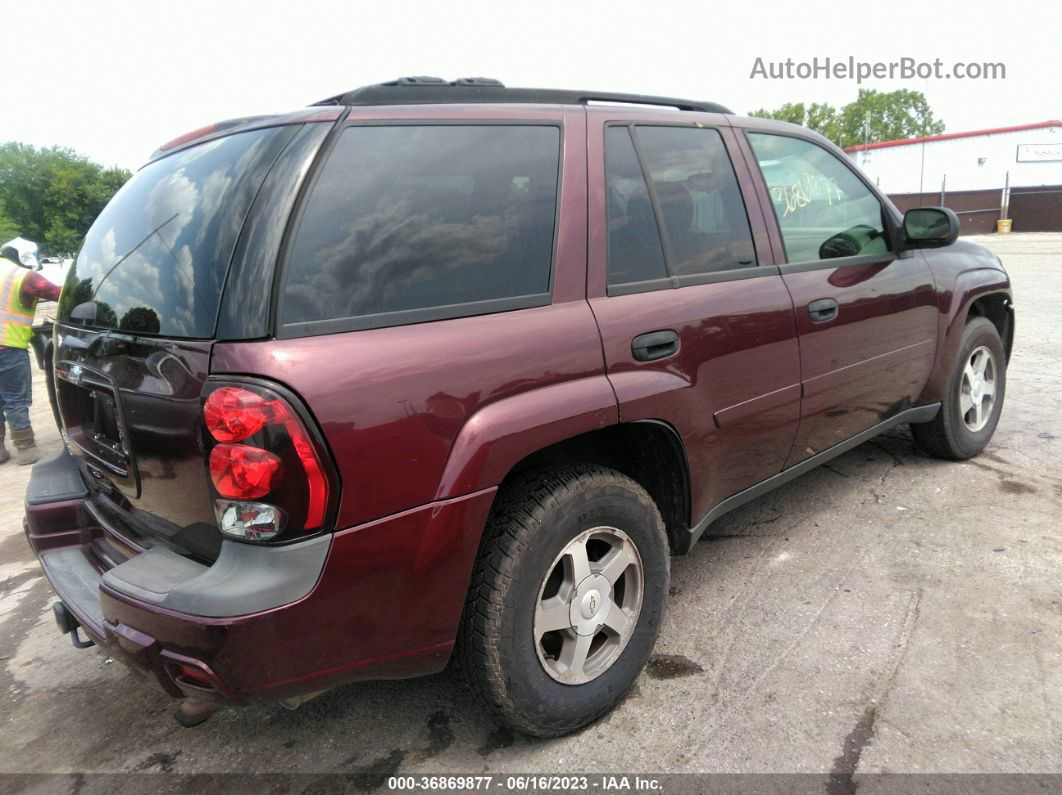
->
(59, 127, 288, 338)
(279, 124, 561, 334)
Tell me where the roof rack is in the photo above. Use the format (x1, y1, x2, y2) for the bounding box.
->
(313, 77, 732, 114)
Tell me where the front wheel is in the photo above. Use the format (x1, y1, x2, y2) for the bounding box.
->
(458, 465, 669, 737)
(912, 316, 1007, 460)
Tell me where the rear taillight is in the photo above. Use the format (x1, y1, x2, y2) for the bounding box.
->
(209, 444, 281, 499)
(201, 381, 334, 543)
(203, 386, 271, 442)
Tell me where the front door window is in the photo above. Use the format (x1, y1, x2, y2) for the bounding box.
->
(748, 133, 889, 263)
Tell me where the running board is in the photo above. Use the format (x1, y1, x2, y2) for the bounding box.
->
(677, 403, 941, 553)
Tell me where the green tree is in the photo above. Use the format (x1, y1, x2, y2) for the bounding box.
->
(748, 101, 843, 142)
(836, 89, 945, 147)
(749, 88, 945, 148)
(0, 199, 19, 242)
(0, 143, 130, 256)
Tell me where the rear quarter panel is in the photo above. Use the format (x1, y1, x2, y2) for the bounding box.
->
(211, 302, 613, 528)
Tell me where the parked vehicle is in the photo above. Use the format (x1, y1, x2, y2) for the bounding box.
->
(25, 78, 1013, 736)
(29, 256, 67, 424)
(28, 319, 60, 431)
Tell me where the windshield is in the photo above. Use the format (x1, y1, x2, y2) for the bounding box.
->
(58, 127, 286, 338)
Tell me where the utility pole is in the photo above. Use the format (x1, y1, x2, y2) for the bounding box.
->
(917, 113, 927, 204)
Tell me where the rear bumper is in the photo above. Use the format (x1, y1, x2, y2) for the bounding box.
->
(25, 450, 497, 705)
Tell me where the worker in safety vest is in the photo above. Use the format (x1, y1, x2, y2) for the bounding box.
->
(0, 238, 62, 465)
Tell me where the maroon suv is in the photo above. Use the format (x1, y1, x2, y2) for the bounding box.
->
(25, 77, 1013, 736)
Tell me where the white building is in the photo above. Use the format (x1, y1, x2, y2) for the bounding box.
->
(845, 120, 1062, 196)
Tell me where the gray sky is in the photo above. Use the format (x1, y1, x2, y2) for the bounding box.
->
(7, 0, 1058, 171)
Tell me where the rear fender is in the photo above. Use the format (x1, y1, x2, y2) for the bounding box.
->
(433, 376, 619, 500)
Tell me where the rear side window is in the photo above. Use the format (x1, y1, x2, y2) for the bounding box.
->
(280, 125, 561, 333)
(59, 127, 287, 338)
(634, 126, 757, 277)
(747, 132, 888, 263)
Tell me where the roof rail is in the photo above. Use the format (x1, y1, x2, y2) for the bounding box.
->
(313, 78, 732, 114)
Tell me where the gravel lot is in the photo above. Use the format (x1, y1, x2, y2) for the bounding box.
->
(1, 233, 1059, 783)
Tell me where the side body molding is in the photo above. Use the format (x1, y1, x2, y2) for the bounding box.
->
(434, 376, 620, 500)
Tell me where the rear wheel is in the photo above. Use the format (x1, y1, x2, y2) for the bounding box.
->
(458, 465, 669, 737)
(912, 316, 1007, 460)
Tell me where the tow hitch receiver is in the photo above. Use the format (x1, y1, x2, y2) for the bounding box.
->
(52, 601, 95, 649)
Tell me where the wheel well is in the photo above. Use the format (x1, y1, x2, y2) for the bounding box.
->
(502, 422, 691, 552)
(967, 293, 1014, 361)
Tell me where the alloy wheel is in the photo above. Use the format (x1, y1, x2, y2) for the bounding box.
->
(960, 345, 997, 432)
(533, 526, 644, 685)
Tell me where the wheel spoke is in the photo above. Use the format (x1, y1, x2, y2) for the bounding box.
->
(972, 350, 988, 377)
(559, 632, 593, 678)
(565, 541, 592, 583)
(535, 598, 572, 635)
(972, 398, 983, 428)
(982, 379, 996, 398)
(963, 362, 977, 386)
(959, 389, 974, 415)
(597, 540, 636, 586)
(601, 602, 631, 637)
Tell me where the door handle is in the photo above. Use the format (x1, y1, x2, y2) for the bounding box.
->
(632, 330, 680, 362)
(808, 298, 839, 323)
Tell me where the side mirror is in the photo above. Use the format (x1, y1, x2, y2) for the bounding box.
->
(903, 207, 959, 248)
(70, 301, 98, 325)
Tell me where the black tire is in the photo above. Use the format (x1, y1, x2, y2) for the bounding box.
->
(912, 316, 1007, 460)
(457, 464, 669, 737)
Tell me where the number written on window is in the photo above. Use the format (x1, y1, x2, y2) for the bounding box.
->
(748, 133, 889, 264)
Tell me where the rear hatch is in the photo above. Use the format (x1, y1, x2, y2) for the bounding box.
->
(53, 125, 299, 565)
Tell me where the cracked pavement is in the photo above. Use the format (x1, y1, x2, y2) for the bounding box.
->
(0, 233, 1059, 778)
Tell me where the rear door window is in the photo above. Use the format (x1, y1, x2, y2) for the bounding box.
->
(605, 126, 668, 287)
(280, 125, 561, 334)
(634, 126, 757, 278)
(59, 127, 289, 338)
